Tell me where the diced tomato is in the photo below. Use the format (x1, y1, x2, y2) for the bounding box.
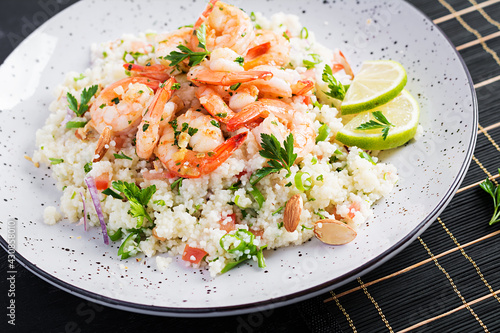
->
(347, 202, 360, 219)
(95, 172, 110, 191)
(219, 213, 236, 233)
(182, 245, 208, 264)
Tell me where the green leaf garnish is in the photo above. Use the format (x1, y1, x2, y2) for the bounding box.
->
(113, 152, 133, 160)
(112, 181, 156, 228)
(102, 188, 124, 200)
(480, 175, 500, 225)
(303, 53, 321, 70)
(359, 151, 376, 165)
(355, 111, 394, 140)
(322, 65, 347, 100)
(67, 85, 99, 117)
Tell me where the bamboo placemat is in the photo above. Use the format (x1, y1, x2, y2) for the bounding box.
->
(323, 1, 500, 331)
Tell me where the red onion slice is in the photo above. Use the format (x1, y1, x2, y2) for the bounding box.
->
(84, 176, 109, 245)
(80, 192, 88, 232)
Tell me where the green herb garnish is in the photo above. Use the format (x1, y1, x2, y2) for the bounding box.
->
(102, 188, 124, 200)
(250, 133, 297, 185)
(67, 85, 98, 117)
(220, 230, 267, 273)
(235, 56, 244, 66)
(171, 178, 183, 195)
(84, 162, 92, 173)
(355, 111, 394, 140)
(322, 64, 347, 100)
(480, 174, 500, 225)
(112, 181, 156, 228)
(165, 24, 210, 67)
(114, 152, 133, 160)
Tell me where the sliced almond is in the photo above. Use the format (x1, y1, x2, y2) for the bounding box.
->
(283, 194, 303, 232)
(93, 127, 112, 162)
(314, 219, 357, 245)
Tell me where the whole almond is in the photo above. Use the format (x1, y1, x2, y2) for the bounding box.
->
(314, 219, 357, 245)
(283, 194, 303, 232)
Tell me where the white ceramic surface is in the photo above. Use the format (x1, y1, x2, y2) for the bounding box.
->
(0, 0, 477, 316)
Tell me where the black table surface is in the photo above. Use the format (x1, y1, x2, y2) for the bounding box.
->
(3, 0, 500, 332)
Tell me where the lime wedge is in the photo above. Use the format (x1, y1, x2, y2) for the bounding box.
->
(341, 60, 407, 115)
(336, 90, 419, 150)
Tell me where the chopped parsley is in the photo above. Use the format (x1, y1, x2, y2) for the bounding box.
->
(112, 181, 156, 228)
(235, 56, 244, 66)
(165, 23, 210, 67)
(210, 120, 220, 128)
(230, 82, 241, 91)
(65, 120, 88, 129)
(171, 83, 181, 90)
(114, 152, 133, 160)
(322, 64, 348, 100)
(67, 85, 98, 117)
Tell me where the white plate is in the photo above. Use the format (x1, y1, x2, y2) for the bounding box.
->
(0, 0, 476, 316)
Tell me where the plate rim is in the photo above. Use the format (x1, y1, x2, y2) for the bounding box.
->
(0, 0, 478, 317)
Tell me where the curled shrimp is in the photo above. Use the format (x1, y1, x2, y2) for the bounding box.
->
(239, 65, 313, 99)
(155, 110, 248, 178)
(89, 77, 159, 136)
(244, 30, 290, 70)
(191, 0, 255, 55)
(227, 99, 315, 158)
(331, 49, 354, 79)
(136, 77, 178, 160)
(124, 63, 171, 82)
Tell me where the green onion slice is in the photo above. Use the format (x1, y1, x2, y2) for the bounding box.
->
(295, 171, 312, 192)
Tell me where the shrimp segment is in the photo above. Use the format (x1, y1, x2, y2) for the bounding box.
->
(331, 49, 354, 79)
(124, 63, 170, 82)
(90, 77, 159, 135)
(227, 99, 315, 158)
(191, 0, 255, 54)
(156, 116, 248, 178)
(188, 67, 273, 86)
(197, 86, 236, 123)
(244, 30, 290, 70)
(136, 77, 178, 159)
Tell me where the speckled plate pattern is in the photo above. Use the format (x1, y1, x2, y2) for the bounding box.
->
(0, 0, 477, 316)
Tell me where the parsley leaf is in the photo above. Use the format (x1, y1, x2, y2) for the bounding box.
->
(235, 56, 244, 66)
(165, 24, 210, 67)
(322, 65, 347, 100)
(480, 174, 500, 225)
(67, 85, 99, 117)
(250, 133, 297, 186)
(112, 181, 156, 227)
(355, 111, 394, 140)
(49, 158, 64, 165)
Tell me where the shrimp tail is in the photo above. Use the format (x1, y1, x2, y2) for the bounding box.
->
(244, 42, 272, 70)
(197, 87, 236, 123)
(190, 0, 219, 51)
(291, 80, 315, 95)
(189, 69, 273, 86)
(169, 132, 248, 178)
(136, 77, 177, 159)
(226, 100, 280, 132)
(123, 63, 171, 82)
(331, 49, 354, 79)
